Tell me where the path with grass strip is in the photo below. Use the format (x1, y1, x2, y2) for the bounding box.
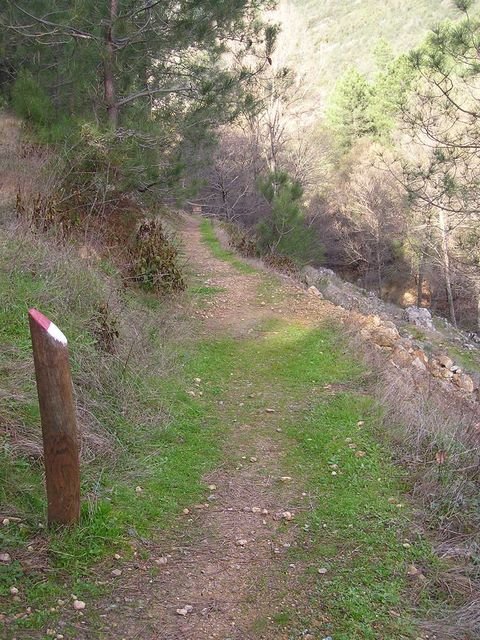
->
(75, 217, 428, 640)
(5, 216, 434, 640)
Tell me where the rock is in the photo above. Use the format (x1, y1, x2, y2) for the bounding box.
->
(175, 604, 194, 616)
(317, 567, 328, 574)
(407, 564, 422, 577)
(9, 587, 19, 595)
(454, 373, 474, 393)
(0, 553, 11, 564)
(114, 553, 121, 560)
(182, 508, 190, 515)
(303, 265, 321, 287)
(155, 557, 168, 565)
(111, 569, 122, 577)
(135, 486, 143, 493)
(280, 476, 292, 482)
(404, 306, 435, 331)
(194, 378, 202, 384)
(437, 354, 454, 369)
(2, 518, 10, 526)
(411, 357, 427, 371)
(207, 484, 216, 491)
(73, 600, 86, 611)
(282, 511, 294, 521)
(251, 507, 261, 514)
(391, 347, 412, 368)
(236, 539, 248, 547)
(265, 408, 275, 413)
(249, 456, 257, 462)
(373, 326, 400, 348)
(308, 285, 323, 298)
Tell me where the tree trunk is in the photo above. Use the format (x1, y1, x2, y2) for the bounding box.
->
(438, 210, 456, 327)
(476, 282, 480, 332)
(416, 252, 424, 307)
(104, 0, 119, 128)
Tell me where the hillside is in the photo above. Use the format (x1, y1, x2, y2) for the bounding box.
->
(272, 0, 473, 104)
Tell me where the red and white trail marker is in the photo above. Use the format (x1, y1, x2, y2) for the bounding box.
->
(28, 309, 80, 525)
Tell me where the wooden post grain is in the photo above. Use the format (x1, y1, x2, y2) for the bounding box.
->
(28, 309, 80, 525)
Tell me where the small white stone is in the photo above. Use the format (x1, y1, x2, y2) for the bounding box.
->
(0, 553, 11, 563)
(282, 511, 293, 521)
(317, 567, 328, 574)
(182, 508, 190, 515)
(135, 486, 143, 493)
(251, 507, 261, 514)
(194, 378, 202, 384)
(73, 600, 86, 611)
(250, 457, 257, 462)
(156, 556, 168, 565)
(207, 484, 217, 491)
(176, 608, 188, 616)
(10, 587, 19, 595)
(236, 539, 248, 547)
(280, 476, 292, 482)
(111, 569, 122, 577)
(261, 509, 269, 515)
(114, 553, 121, 560)
(2, 518, 10, 526)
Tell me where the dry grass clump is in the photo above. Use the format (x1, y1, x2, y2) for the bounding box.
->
(345, 325, 480, 634)
(0, 218, 188, 467)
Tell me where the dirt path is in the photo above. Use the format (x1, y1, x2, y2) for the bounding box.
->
(83, 216, 337, 640)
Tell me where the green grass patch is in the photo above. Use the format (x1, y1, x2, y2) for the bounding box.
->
(199, 218, 257, 274)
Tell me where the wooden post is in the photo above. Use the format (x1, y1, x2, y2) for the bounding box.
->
(28, 309, 80, 525)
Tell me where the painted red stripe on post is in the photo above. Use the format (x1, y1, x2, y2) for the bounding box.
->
(29, 308, 51, 332)
(29, 309, 67, 345)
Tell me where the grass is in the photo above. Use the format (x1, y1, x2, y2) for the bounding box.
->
(1, 219, 444, 638)
(199, 218, 257, 274)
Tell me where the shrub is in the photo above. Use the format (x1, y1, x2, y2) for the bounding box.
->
(263, 253, 298, 275)
(131, 219, 185, 293)
(256, 171, 324, 267)
(225, 223, 258, 257)
(11, 70, 53, 127)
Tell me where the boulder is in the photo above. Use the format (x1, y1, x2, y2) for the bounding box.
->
(307, 285, 323, 298)
(404, 306, 435, 331)
(370, 325, 400, 348)
(391, 347, 412, 368)
(453, 373, 474, 393)
(437, 354, 454, 370)
(303, 266, 321, 287)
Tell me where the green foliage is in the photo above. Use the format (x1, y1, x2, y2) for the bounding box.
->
(256, 171, 323, 266)
(328, 56, 415, 148)
(3, 0, 275, 198)
(327, 68, 377, 148)
(11, 70, 53, 126)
